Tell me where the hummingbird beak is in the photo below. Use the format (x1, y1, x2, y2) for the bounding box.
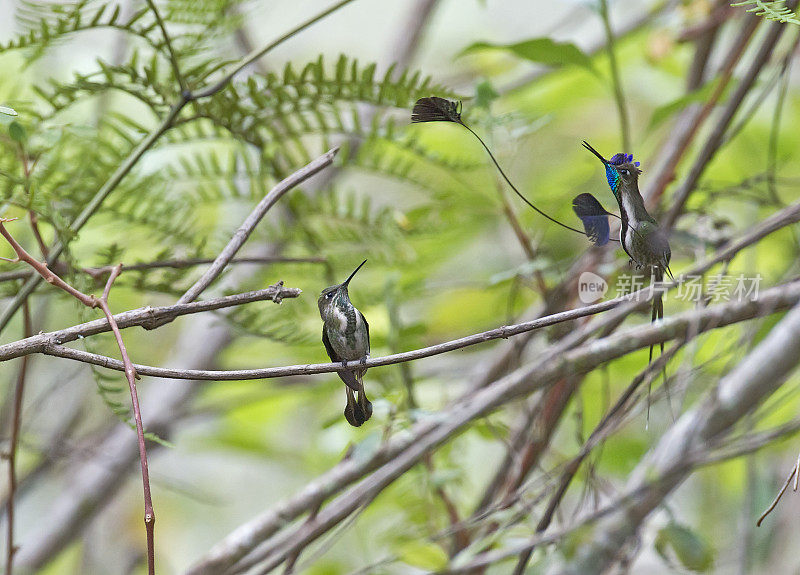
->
(582, 140, 609, 166)
(342, 259, 367, 288)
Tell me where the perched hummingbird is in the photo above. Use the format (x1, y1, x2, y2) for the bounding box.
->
(578, 142, 672, 276)
(318, 260, 372, 427)
(576, 142, 673, 417)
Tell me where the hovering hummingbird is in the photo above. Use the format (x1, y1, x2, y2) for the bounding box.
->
(412, 96, 599, 238)
(577, 141, 673, 418)
(318, 260, 372, 427)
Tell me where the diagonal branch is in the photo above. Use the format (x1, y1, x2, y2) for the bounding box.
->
(177, 147, 338, 306)
(0, 218, 95, 306)
(145, 0, 187, 92)
(662, 5, 797, 227)
(189, 279, 800, 575)
(27, 201, 800, 380)
(599, 0, 631, 151)
(0, 285, 300, 362)
(191, 0, 358, 99)
(556, 299, 800, 575)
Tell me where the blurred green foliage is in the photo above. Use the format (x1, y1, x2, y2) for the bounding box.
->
(1, 1, 800, 574)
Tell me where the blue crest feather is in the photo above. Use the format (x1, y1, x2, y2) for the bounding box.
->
(604, 152, 640, 197)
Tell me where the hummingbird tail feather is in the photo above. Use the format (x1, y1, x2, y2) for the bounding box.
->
(337, 368, 361, 392)
(647, 268, 674, 423)
(356, 373, 373, 424)
(344, 385, 365, 427)
(411, 97, 463, 124)
(461, 123, 588, 236)
(411, 97, 589, 237)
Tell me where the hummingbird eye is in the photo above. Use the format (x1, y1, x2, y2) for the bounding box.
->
(619, 168, 629, 176)
(325, 292, 333, 299)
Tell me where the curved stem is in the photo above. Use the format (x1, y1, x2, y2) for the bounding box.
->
(599, 0, 631, 151)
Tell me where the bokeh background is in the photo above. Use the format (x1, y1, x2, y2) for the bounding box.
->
(1, 0, 800, 573)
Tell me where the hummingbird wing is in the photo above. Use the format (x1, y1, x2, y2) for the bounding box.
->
(359, 310, 370, 356)
(322, 327, 360, 391)
(635, 221, 672, 272)
(572, 193, 613, 246)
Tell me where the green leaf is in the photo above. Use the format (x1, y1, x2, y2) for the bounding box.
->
(474, 79, 499, 109)
(655, 523, 714, 572)
(396, 541, 449, 570)
(461, 38, 595, 72)
(0, 105, 17, 116)
(646, 77, 728, 131)
(8, 121, 27, 143)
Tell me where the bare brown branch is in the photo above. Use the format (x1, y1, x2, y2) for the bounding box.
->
(0, 284, 299, 362)
(176, 147, 338, 306)
(0, 222, 159, 573)
(186, 279, 800, 574)
(4, 301, 31, 575)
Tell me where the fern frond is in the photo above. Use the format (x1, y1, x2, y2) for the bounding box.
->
(731, 1, 800, 24)
(162, 145, 271, 202)
(195, 55, 458, 151)
(33, 54, 173, 118)
(283, 186, 413, 265)
(6, 0, 161, 56)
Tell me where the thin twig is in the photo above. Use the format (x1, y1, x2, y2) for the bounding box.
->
(191, 0, 358, 99)
(0, 219, 95, 306)
(496, 181, 541, 268)
(663, 7, 795, 227)
(4, 301, 31, 575)
(0, 284, 300, 362)
(0, 256, 324, 284)
(28, 212, 48, 260)
(145, 0, 187, 92)
(757, 461, 798, 526)
(0, 223, 158, 573)
(95, 265, 156, 573)
(177, 148, 338, 306)
(599, 0, 631, 151)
